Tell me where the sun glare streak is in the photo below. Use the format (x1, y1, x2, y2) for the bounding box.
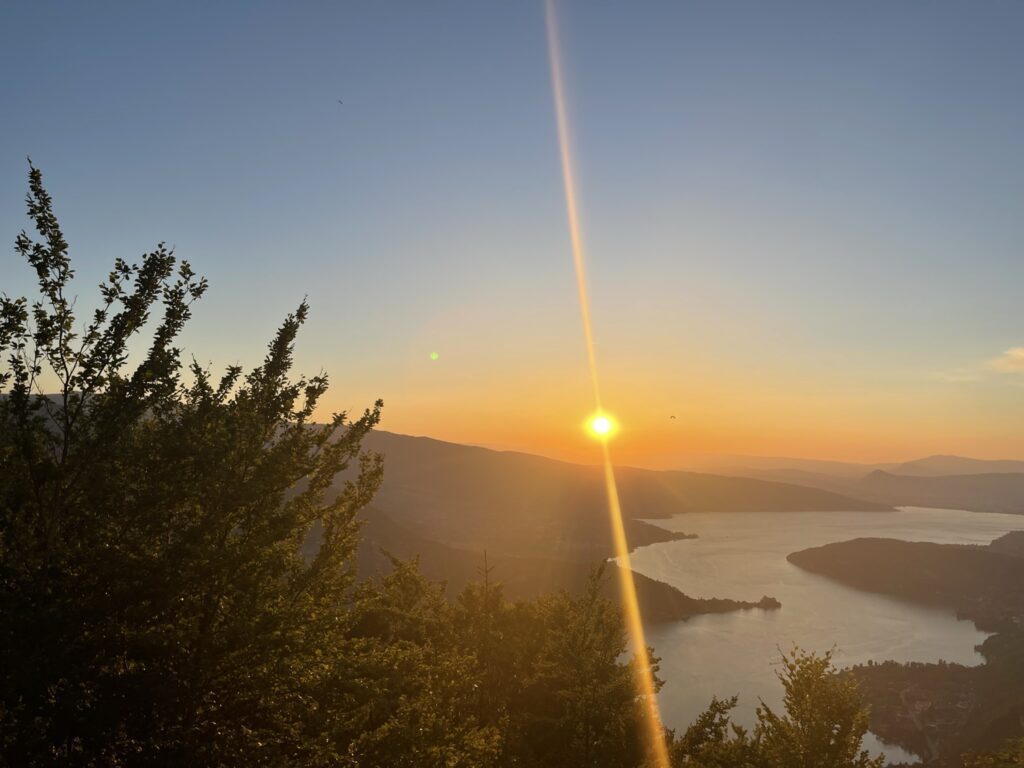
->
(545, 3, 671, 767)
(545, 0, 602, 412)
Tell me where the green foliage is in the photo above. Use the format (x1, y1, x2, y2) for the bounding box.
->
(669, 649, 884, 768)
(754, 649, 884, 768)
(335, 558, 503, 767)
(964, 738, 1024, 767)
(669, 696, 756, 768)
(0, 164, 382, 765)
(505, 565, 654, 768)
(335, 561, 655, 767)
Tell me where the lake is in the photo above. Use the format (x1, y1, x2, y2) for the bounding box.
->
(627, 507, 1024, 764)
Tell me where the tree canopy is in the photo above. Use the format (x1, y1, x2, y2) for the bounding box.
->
(963, 738, 1024, 768)
(0, 163, 383, 765)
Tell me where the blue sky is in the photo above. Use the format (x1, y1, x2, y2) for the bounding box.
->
(2, 1, 1023, 464)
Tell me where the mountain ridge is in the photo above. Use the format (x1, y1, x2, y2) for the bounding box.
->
(357, 430, 892, 562)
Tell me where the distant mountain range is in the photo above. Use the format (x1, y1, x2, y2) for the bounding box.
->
(687, 453, 1024, 479)
(855, 470, 1024, 515)
(357, 431, 890, 562)
(336, 433, 1024, 621)
(725, 464, 1024, 515)
(338, 431, 887, 622)
(890, 455, 1024, 476)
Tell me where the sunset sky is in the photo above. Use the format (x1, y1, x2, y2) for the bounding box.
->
(2, 1, 1023, 467)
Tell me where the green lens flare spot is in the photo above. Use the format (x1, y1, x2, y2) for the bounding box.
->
(429, 351, 439, 361)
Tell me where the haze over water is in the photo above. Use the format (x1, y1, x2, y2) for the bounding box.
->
(629, 507, 1024, 764)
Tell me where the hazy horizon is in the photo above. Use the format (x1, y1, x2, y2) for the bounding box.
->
(373, 428, 1024, 473)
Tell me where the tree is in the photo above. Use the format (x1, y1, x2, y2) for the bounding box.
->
(669, 649, 886, 768)
(0, 164, 383, 766)
(754, 648, 884, 768)
(335, 557, 503, 767)
(669, 696, 756, 768)
(512, 566, 657, 768)
(963, 738, 1024, 768)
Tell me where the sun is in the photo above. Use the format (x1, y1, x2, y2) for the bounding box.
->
(587, 413, 617, 440)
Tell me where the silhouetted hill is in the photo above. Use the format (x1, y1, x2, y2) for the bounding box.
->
(357, 431, 890, 562)
(729, 467, 1024, 516)
(892, 455, 1024, 477)
(988, 531, 1024, 558)
(682, 453, 895, 477)
(788, 537, 1024, 763)
(688, 452, 1024, 480)
(356, 510, 779, 623)
(787, 537, 1024, 630)
(857, 470, 1024, 515)
(725, 467, 864, 494)
(320, 431, 886, 624)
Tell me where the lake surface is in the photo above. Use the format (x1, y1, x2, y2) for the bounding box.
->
(627, 507, 1024, 765)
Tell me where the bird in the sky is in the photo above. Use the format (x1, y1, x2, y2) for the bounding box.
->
(337, 99, 343, 105)
(669, 415, 676, 420)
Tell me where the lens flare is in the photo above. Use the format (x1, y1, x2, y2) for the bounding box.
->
(545, 3, 671, 766)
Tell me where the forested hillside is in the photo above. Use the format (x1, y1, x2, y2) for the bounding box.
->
(789, 534, 1024, 763)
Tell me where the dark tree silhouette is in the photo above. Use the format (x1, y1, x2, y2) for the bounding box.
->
(0, 164, 382, 765)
